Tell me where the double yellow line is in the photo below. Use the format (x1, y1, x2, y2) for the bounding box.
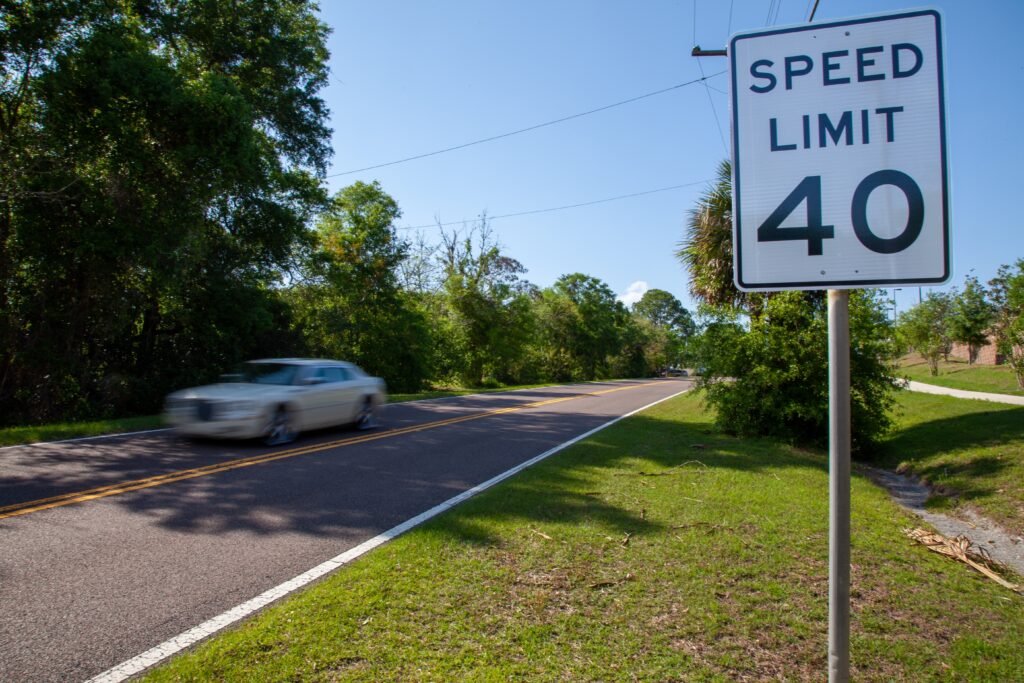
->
(0, 382, 661, 521)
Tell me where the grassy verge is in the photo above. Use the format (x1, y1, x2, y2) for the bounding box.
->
(872, 391, 1024, 535)
(0, 415, 166, 448)
(144, 393, 1023, 682)
(0, 381, 604, 447)
(900, 357, 1024, 396)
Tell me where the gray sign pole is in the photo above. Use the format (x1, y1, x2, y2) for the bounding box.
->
(828, 289, 851, 683)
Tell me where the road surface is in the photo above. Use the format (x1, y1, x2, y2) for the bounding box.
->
(0, 378, 690, 682)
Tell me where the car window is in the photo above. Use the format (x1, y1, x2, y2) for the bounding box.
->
(346, 364, 366, 378)
(241, 362, 300, 385)
(323, 366, 349, 382)
(306, 366, 328, 383)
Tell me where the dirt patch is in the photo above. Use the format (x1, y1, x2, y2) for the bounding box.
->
(861, 465, 1024, 578)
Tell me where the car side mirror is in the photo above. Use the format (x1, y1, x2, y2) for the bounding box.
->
(299, 377, 325, 386)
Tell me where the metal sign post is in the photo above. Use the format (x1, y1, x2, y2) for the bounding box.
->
(828, 289, 850, 682)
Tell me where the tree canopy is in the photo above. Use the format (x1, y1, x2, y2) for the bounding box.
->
(1, 0, 331, 422)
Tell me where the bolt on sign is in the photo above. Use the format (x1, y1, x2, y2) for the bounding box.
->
(730, 9, 949, 291)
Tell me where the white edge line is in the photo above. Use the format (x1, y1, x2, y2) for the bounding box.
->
(84, 385, 691, 683)
(0, 428, 173, 452)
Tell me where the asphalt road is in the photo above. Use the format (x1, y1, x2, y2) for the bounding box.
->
(0, 378, 691, 682)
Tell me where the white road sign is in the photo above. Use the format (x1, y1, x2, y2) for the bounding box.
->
(731, 9, 949, 291)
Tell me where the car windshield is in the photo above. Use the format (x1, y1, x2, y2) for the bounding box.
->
(231, 362, 300, 386)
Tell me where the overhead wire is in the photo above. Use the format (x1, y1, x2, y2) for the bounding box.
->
(773, 0, 786, 25)
(693, 0, 729, 154)
(326, 72, 725, 178)
(396, 179, 715, 231)
(808, 0, 821, 22)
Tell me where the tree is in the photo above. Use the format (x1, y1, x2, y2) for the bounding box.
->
(633, 289, 695, 338)
(676, 160, 754, 310)
(437, 222, 535, 386)
(0, 1, 332, 423)
(292, 182, 431, 392)
(989, 259, 1024, 389)
(898, 294, 953, 376)
(544, 273, 626, 380)
(948, 275, 995, 364)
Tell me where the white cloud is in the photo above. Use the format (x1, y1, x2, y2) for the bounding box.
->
(617, 280, 648, 307)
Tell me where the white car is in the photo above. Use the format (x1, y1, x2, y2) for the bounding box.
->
(164, 359, 387, 445)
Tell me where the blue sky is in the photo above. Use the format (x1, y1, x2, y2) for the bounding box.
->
(317, 1, 1024, 317)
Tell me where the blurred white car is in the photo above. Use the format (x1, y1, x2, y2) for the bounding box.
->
(164, 359, 386, 445)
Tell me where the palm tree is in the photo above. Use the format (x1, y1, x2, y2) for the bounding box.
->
(676, 160, 748, 309)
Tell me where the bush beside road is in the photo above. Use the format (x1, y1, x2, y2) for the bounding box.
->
(142, 393, 1023, 682)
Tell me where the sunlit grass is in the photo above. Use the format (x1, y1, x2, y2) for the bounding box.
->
(900, 356, 1024, 396)
(873, 391, 1024, 535)
(143, 393, 1024, 682)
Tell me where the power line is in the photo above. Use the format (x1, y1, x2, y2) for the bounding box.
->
(693, 0, 728, 154)
(696, 59, 728, 154)
(397, 179, 715, 231)
(773, 0, 785, 25)
(326, 72, 726, 178)
(808, 0, 821, 22)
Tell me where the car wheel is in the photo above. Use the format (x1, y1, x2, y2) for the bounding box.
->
(264, 407, 297, 446)
(355, 396, 378, 430)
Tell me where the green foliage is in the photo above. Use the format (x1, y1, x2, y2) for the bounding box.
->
(676, 160, 751, 309)
(290, 182, 431, 393)
(632, 288, 694, 337)
(699, 291, 898, 453)
(0, 1, 331, 424)
(631, 288, 693, 370)
(687, 305, 745, 373)
(543, 273, 628, 380)
(948, 275, 995, 364)
(898, 293, 955, 376)
(436, 224, 536, 386)
(989, 259, 1024, 389)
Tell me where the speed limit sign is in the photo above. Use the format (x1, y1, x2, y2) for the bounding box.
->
(730, 9, 949, 291)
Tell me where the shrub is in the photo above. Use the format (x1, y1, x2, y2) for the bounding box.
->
(698, 290, 899, 454)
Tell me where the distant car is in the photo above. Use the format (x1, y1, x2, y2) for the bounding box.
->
(665, 367, 688, 377)
(164, 359, 386, 445)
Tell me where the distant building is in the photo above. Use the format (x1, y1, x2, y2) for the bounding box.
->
(948, 335, 1004, 365)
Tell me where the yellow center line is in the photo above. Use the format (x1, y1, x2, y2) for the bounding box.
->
(0, 381, 664, 521)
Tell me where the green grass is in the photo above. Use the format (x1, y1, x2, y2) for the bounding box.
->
(900, 356, 1024, 396)
(0, 381, 587, 447)
(0, 415, 166, 447)
(872, 391, 1024, 535)
(143, 393, 1023, 682)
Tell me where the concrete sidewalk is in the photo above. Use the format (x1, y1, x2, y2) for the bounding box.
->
(907, 380, 1024, 406)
